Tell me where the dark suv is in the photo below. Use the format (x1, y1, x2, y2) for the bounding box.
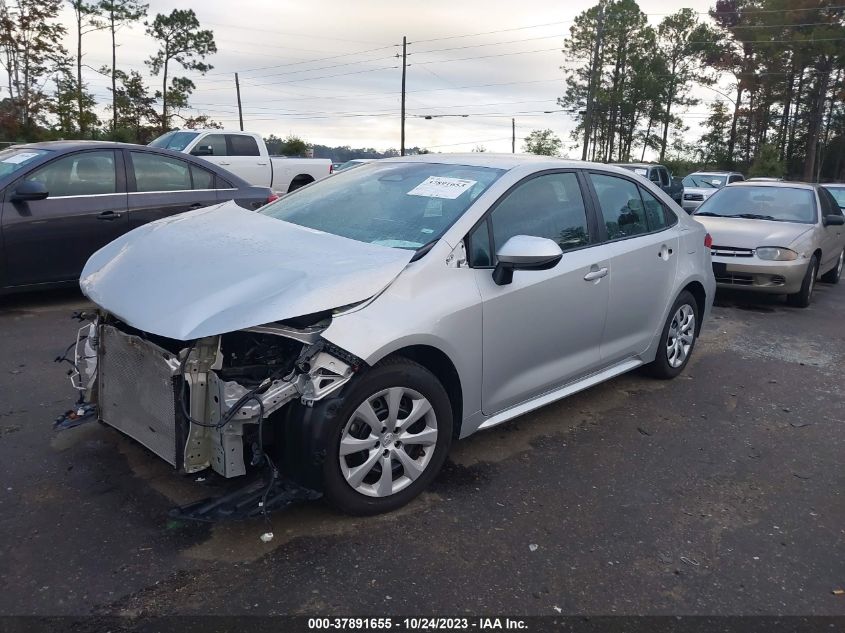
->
(612, 163, 683, 205)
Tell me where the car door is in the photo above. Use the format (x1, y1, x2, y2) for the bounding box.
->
(1, 149, 128, 287)
(818, 187, 844, 269)
(222, 134, 269, 187)
(586, 171, 680, 364)
(468, 170, 609, 415)
(126, 150, 220, 229)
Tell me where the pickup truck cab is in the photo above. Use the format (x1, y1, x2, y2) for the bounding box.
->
(613, 163, 683, 205)
(150, 130, 332, 193)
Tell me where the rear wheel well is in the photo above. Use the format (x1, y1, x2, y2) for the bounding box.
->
(388, 345, 463, 438)
(288, 174, 315, 192)
(681, 281, 706, 335)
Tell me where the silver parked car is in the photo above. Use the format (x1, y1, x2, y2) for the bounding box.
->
(76, 155, 715, 515)
(694, 181, 845, 307)
(682, 171, 745, 213)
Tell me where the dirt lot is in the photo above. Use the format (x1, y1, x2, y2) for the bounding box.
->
(0, 284, 843, 618)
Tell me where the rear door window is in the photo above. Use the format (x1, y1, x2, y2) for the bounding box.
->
(589, 173, 649, 239)
(24, 150, 117, 197)
(190, 164, 215, 189)
(131, 152, 192, 192)
(639, 185, 675, 231)
(227, 134, 260, 156)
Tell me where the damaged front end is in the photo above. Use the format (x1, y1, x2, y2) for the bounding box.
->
(74, 313, 362, 480)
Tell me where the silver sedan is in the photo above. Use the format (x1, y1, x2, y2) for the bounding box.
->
(693, 182, 845, 307)
(76, 155, 715, 515)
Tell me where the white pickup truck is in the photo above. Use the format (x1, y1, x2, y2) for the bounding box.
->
(149, 130, 332, 193)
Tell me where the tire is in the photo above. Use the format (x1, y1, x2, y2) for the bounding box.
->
(645, 290, 699, 379)
(786, 255, 818, 308)
(285, 357, 453, 516)
(820, 249, 843, 284)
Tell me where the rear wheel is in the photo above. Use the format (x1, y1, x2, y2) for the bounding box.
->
(645, 290, 699, 379)
(787, 255, 818, 307)
(820, 249, 843, 284)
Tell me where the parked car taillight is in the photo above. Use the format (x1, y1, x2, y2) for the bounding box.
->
(267, 193, 279, 205)
(704, 233, 713, 249)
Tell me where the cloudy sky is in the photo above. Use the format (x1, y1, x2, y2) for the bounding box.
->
(59, 0, 719, 155)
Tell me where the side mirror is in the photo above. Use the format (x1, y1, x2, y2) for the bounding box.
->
(492, 235, 563, 286)
(11, 180, 48, 201)
(191, 145, 213, 156)
(823, 214, 845, 226)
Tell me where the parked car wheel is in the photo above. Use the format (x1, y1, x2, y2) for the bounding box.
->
(318, 358, 453, 515)
(820, 249, 843, 284)
(786, 255, 818, 308)
(645, 290, 699, 379)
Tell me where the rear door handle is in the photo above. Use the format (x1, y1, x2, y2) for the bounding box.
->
(584, 267, 608, 281)
(188, 203, 204, 210)
(97, 210, 122, 220)
(218, 161, 231, 166)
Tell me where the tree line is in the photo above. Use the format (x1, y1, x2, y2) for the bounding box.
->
(559, 0, 845, 181)
(0, 0, 216, 144)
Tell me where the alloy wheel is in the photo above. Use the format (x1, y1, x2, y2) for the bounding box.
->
(666, 304, 696, 368)
(339, 387, 438, 498)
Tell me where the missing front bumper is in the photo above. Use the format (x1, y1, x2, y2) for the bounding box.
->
(86, 319, 357, 479)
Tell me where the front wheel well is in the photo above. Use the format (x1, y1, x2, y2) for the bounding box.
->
(387, 345, 463, 439)
(681, 281, 707, 335)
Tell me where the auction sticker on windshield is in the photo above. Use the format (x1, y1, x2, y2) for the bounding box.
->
(407, 176, 477, 199)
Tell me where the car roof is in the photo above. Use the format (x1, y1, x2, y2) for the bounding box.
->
(7, 140, 253, 187)
(612, 163, 658, 168)
(727, 180, 817, 190)
(380, 153, 620, 172)
(689, 171, 740, 176)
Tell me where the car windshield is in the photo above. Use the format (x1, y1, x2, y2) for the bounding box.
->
(0, 148, 49, 178)
(683, 175, 726, 188)
(260, 161, 504, 249)
(148, 131, 199, 151)
(824, 186, 845, 209)
(694, 186, 817, 224)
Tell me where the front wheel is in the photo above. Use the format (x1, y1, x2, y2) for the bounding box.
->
(321, 358, 452, 515)
(645, 290, 699, 379)
(820, 249, 843, 284)
(786, 255, 818, 308)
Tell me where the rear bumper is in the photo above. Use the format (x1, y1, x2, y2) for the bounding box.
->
(711, 256, 808, 294)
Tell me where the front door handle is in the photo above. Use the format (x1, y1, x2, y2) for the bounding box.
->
(584, 267, 608, 281)
(188, 203, 204, 210)
(218, 161, 231, 166)
(97, 210, 122, 220)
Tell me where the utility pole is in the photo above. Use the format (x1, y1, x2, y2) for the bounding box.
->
(512, 118, 515, 153)
(235, 73, 244, 131)
(582, 3, 604, 161)
(400, 36, 407, 156)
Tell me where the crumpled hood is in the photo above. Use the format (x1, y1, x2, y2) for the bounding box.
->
(694, 215, 813, 250)
(80, 202, 414, 340)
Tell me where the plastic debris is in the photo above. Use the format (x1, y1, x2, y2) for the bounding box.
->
(680, 556, 700, 566)
(529, 543, 538, 552)
(833, 589, 844, 596)
(260, 532, 274, 543)
(53, 403, 97, 430)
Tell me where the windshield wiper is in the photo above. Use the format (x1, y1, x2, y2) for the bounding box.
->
(728, 213, 778, 221)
